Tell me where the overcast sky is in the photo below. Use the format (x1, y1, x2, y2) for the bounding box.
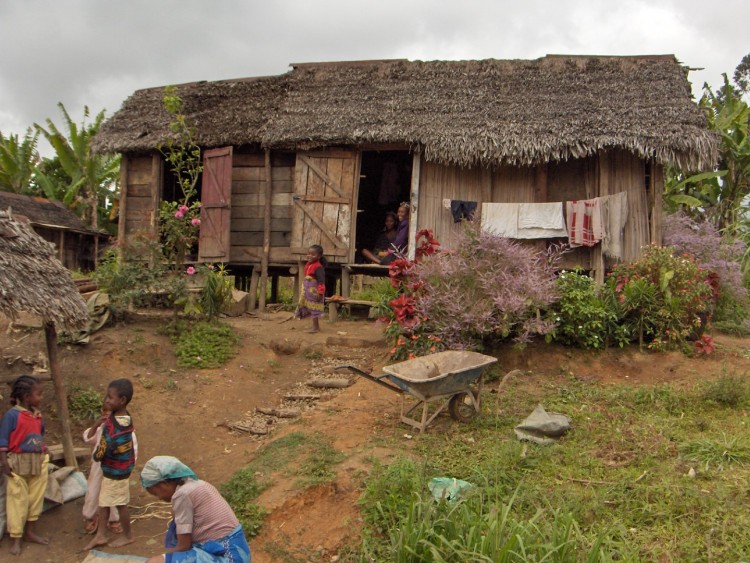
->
(1, 0, 747, 151)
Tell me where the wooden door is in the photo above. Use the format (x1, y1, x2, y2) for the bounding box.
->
(290, 149, 357, 260)
(199, 147, 233, 261)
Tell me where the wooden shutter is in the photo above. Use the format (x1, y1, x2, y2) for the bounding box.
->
(290, 149, 357, 259)
(199, 147, 232, 261)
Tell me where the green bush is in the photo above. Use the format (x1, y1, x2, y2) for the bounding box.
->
(605, 246, 715, 350)
(67, 385, 103, 421)
(93, 235, 187, 315)
(220, 466, 267, 538)
(171, 321, 239, 368)
(547, 270, 628, 349)
(701, 374, 750, 408)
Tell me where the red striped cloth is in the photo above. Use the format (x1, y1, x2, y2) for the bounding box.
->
(566, 199, 603, 247)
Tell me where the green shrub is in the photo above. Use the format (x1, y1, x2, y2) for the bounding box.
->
(171, 321, 239, 368)
(679, 433, 750, 470)
(701, 374, 750, 408)
(220, 466, 267, 537)
(352, 278, 400, 320)
(547, 270, 628, 349)
(67, 385, 103, 421)
(93, 235, 187, 315)
(605, 246, 715, 350)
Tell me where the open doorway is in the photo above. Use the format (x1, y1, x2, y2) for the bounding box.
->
(355, 151, 412, 263)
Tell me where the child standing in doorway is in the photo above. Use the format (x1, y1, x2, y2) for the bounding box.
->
(82, 405, 139, 536)
(84, 378, 136, 550)
(0, 375, 50, 556)
(295, 244, 327, 333)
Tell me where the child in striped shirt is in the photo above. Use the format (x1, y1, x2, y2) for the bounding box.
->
(84, 378, 135, 550)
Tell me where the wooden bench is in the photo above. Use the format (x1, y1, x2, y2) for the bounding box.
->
(325, 298, 377, 322)
(47, 444, 91, 462)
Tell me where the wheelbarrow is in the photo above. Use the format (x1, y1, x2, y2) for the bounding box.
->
(338, 350, 497, 433)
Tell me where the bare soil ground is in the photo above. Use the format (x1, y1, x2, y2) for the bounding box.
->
(2, 311, 750, 562)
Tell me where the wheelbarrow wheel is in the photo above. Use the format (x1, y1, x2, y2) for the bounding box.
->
(449, 392, 478, 422)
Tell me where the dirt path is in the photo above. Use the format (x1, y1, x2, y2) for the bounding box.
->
(1, 312, 750, 562)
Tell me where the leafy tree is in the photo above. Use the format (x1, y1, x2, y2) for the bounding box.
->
(158, 86, 202, 271)
(0, 128, 40, 193)
(664, 75, 750, 231)
(734, 52, 750, 96)
(34, 103, 120, 231)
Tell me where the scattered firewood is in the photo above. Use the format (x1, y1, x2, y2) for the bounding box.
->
(220, 420, 268, 435)
(306, 378, 352, 389)
(256, 407, 301, 418)
(283, 393, 321, 401)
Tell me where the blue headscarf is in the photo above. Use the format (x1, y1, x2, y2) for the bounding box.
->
(140, 455, 197, 489)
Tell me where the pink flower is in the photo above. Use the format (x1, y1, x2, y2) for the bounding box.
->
(191, 218, 201, 226)
(179, 205, 189, 213)
(175, 211, 184, 219)
(186, 266, 196, 276)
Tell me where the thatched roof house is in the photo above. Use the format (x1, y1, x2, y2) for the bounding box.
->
(0, 208, 88, 330)
(93, 55, 718, 297)
(94, 56, 716, 170)
(0, 208, 88, 466)
(0, 191, 107, 271)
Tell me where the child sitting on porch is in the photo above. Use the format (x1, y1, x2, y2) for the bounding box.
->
(295, 244, 327, 333)
(379, 202, 410, 265)
(82, 405, 139, 535)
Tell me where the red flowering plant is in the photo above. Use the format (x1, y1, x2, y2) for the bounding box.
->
(605, 245, 715, 350)
(383, 231, 446, 361)
(693, 334, 716, 355)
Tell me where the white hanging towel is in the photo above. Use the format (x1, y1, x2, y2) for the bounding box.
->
(601, 191, 628, 259)
(517, 202, 568, 238)
(481, 203, 519, 238)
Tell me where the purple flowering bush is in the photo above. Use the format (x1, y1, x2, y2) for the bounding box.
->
(664, 213, 749, 325)
(411, 225, 561, 350)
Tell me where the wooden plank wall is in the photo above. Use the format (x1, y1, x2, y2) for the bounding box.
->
(601, 149, 650, 262)
(417, 153, 654, 272)
(229, 152, 295, 264)
(123, 155, 158, 240)
(418, 161, 488, 249)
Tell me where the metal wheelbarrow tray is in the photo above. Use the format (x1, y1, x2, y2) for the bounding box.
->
(339, 350, 497, 432)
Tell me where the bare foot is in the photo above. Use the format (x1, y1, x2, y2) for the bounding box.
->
(108, 535, 135, 548)
(84, 535, 109, 551)
(305, 329, 320, 333)
(22, 531, 48, 545)
(10, 538, 22, 555)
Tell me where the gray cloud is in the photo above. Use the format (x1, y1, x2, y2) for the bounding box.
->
(1, 0, 747, 146)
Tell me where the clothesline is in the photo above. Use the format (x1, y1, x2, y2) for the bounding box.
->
(443, 193, 628, 258)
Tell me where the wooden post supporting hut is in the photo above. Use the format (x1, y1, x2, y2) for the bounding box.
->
(0, 209, 90, 468)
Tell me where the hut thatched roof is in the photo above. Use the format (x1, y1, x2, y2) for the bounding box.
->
(93, 55, 718, 170)
(0, 209, 89, 330)
(0, 191, 96, 233)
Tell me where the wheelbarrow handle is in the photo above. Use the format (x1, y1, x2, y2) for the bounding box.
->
(335, 365, 403, 394)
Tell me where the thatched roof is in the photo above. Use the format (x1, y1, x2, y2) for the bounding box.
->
(0, 191, 95, 233)
(93, 55, 718, 170)
(0, 209, 89, 330)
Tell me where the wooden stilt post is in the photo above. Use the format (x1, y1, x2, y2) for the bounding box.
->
(44, 322, 77, 469)
(259, 150, 273, 310)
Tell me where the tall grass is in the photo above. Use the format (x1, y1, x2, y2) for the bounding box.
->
(352, 370, 750, 561)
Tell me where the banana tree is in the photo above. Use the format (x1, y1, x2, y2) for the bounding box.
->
(34, 103, 120, 231)
(664, 75, 750, 232)
(0, 128, 40, 193)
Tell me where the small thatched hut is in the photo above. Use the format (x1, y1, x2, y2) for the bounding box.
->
(0, 208, 89, 466)
(0, 191, 108, 271)
(93, 55, 719, 298)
